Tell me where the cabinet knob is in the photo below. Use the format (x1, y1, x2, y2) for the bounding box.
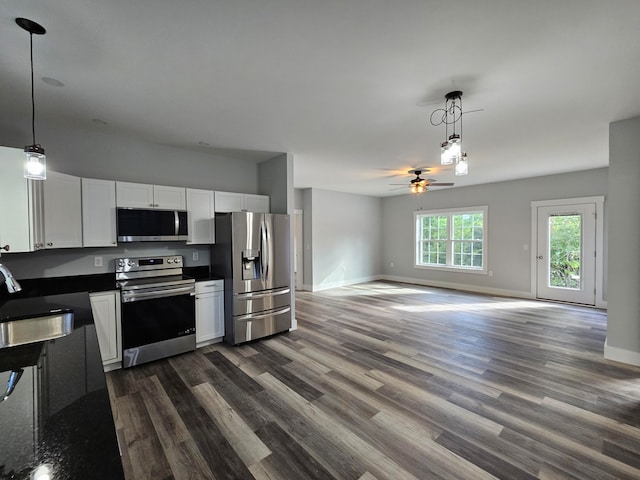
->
(0, 245, 9, 252)
(112, 241, 116, 245)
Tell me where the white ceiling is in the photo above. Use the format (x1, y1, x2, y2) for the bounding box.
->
(2, 1, 639, 197)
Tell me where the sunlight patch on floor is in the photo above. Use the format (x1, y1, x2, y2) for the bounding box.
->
(393, 300, 552, 313)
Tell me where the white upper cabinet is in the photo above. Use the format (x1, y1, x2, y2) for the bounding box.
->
(42, 171, 83, 249)
(186, 188, 215, 244)
(214, 191, 270, 213)
(153, 184, 186, 210)
(243, 194, 270, 213)
(82, 178, 117, 247)
(0, 146, 34, 253)
(214, 191, 244, 213)
(115, 181, 154, 208)
(0, 150, 80, 252)
(116, 181, 186, 210)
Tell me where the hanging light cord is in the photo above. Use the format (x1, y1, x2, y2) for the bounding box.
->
(29, 31, 36, 146)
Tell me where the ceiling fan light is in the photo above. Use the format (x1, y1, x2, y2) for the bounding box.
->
(24, 144, 46, 180)
(455, 153, 469, 176)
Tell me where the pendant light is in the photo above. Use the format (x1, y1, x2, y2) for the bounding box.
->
(430, 90, 469, 176)
(16, 18, 47, 180)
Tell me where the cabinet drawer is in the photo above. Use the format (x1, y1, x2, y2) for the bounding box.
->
(196, 280, 224, 294)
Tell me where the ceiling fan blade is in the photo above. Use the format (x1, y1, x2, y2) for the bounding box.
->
(388, 183, 409, 186)
(388, 186, 408, 191)
(428, 182, 455, 186)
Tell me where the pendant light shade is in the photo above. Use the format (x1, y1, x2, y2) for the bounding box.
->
(455, 152, 469, 176)
(16, 18, 47, 180)
(24, 144, 46, 179)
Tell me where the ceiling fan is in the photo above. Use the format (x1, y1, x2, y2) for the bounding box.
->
(389, 168, 454, 193)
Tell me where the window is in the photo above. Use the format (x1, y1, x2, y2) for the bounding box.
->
(415, 206, 487, 273)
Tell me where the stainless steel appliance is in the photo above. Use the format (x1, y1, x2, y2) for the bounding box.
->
(212, 212, 291, 345)
(117, 208, 188, 242)
(116, 255, 195, 367)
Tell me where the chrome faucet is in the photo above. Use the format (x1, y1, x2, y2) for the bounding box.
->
(0, 263, 22, 293)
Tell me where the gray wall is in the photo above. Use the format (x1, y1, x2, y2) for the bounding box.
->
(606, 116, 640, 364)
(308, 189, 382, 291)
(381, 168, 608, 297)
(4, 123, 261, 193)
(258, 153, 293, 214)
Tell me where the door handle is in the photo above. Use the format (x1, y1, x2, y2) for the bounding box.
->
(537, 256, 543, 259)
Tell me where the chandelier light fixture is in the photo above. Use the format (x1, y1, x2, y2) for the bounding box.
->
(430, 90, 469, 176)
(16, 18, 47, 180)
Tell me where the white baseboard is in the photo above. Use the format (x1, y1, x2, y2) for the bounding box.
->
(604, 337, 640, 366)
(310, 275, 383, 292)
(380, 274, 534, 299)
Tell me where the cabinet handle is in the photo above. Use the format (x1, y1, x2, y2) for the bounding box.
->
(47, 242, 53, 247)
(0, 245, 9, 252)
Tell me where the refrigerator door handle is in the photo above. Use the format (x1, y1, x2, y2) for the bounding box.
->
(261, 219, 269, 282)
(236, 306, 291, 321)
(235, 287, 291, 300)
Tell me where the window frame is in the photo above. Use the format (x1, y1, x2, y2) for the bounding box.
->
(414, 205, 488, 274)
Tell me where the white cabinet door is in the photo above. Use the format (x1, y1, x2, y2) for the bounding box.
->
(196, 280, 224, 343)
(186, 188, 215, 244)
(115, 181, 185, 209)
(116, 181, 155, 208)
(43, 171, 83, 249)
(90, 291, 122, 366)
(82, 178, 117, 247)
(214, 191, 244, 213)
(154, 185, 186, 210)
(212, 290, 224, 338)
(0, 146, 33, 253)
(244, 194, 270, 213)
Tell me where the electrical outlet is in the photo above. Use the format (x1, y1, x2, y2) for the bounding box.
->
(94, 256, 103, 268)
(192, 251, 199, 261)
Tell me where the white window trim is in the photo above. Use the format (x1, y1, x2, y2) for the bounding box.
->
(414, 205, 488, 274)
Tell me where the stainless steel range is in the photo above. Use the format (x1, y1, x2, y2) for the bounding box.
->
(116, 255, 195, 368)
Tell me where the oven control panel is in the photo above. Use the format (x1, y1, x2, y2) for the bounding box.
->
(115, 256, 183, 273)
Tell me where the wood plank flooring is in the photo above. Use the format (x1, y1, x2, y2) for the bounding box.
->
(106, 281, 640, 479)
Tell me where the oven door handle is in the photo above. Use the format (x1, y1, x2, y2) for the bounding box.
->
(121, 285, 195, 302)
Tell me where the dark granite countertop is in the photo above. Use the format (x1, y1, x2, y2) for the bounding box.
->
(0, 292, 124, 480)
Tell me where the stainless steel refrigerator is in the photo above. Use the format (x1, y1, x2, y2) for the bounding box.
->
(211, 212, 292, 345)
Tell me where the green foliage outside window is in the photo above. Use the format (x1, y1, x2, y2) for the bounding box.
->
(549, 214, 581, 289)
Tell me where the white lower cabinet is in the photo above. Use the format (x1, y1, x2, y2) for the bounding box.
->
(89, 291, 122, 368)
(195, 280, 224, 345)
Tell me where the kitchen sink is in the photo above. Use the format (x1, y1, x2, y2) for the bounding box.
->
(0, 310, 74, 348)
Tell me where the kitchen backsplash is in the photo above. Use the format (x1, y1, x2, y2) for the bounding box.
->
(0, 243, 210, 280)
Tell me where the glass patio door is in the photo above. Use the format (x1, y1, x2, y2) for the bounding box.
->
(536, 203, 596, 305)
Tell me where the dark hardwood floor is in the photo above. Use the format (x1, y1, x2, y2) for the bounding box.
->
(106, 281, 640, 479)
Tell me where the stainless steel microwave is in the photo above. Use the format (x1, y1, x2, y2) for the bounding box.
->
(117, 208, 188, 242)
